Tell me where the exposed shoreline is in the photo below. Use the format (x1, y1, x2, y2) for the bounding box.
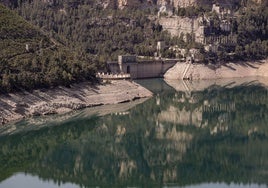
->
(0, 80, 153, 125)
(165, 77, 268, 93)
(2, 59, 268, 126)
(164, 59, 268, 80)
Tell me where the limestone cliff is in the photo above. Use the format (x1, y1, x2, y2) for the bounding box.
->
(159, 16, 205, 43)
(117, 0, 142, 9)
(157, 0, 210, 8)
(1, 0, 244, 10)
(106, 0, 212, 9)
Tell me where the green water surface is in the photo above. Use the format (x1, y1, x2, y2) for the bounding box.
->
(0, 79, 268, 188)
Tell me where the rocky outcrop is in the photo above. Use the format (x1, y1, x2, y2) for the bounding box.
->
(159, 16, 204, 42)
(0, 80, 152, 125)
(104, 0, 212, 9)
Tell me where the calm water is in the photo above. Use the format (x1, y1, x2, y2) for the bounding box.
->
(0, 79, 268, 188)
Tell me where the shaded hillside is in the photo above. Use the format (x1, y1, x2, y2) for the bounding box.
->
(0, 3, 52, 61)
(0, 3, 96, 93)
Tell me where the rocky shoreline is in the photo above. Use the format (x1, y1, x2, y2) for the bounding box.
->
(164, 59, 268, 80)
(0, 80, 153, 125)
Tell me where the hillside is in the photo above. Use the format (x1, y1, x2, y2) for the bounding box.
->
(0, 0, 246, 9)
(0, 0, 175, 61)
(0, 3, 96, 93)
(0, 3, 52, 62)
(0, 0, 267, 91)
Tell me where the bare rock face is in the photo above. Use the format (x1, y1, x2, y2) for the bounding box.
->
(105, 0, 246, 10)
(172, 0, 198, 7)
(251, 0, 268, 5)
(157, 0, 211, 8)
(107, 0, 212, 9)
(156, 0, 246, 9)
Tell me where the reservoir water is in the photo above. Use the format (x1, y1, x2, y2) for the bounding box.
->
(0, 78, 268, 188)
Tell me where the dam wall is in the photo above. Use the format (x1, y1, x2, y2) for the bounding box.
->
(108, 59, 177, 79)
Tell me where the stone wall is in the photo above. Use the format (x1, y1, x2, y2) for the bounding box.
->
(108, 60, 177, 79)
(122, 60, 177, 79)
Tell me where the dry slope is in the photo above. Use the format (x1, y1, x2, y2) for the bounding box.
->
(164, 59, 268, 80)
(0, 80, 152, 125)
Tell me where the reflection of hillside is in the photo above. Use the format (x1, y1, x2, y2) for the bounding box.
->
(0, 98, 147, 136)
(146, 125, 193, 166)
(157, 81, 268, 135)
(158, 106, 203, 127)
(165, 77, 268, 93)
(1, 81, 268, 187)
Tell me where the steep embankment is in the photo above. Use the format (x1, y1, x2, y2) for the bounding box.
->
(0, 80, 153, 125)
(164, 59, 268, 80)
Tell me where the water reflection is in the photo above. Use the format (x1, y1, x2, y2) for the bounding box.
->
(0, 78, 268, 188)
(0, 173, 79, 188)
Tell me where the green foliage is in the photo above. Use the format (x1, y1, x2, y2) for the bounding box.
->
(203, 4, 268, 62)
(176, 6, 209, 17)
(0, 4, 97, 92)
(235, 6, 268, 60)
(12, 0, 171, 61)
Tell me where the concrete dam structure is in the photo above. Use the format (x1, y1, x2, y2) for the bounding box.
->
(108, 55, 177, 79)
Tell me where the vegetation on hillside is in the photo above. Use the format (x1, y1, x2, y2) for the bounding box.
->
(0, 4, 96, 93)
(0, 0, 267, 92)
(205, 2, 268, 62)
(12, 0, 173, 60)
(235, 5, 268, 60)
